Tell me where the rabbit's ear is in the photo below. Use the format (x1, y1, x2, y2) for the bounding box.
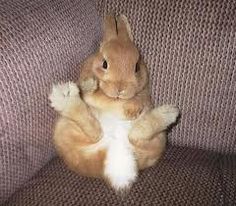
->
(117, 15, 133, 42)
(103, 15, 118, 42)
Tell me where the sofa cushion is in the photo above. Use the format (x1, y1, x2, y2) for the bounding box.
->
(4, 146, 236, 205)
(220, 154, 236, 206)
(97, 0, 236, 153)
(0, 0, 101, 202)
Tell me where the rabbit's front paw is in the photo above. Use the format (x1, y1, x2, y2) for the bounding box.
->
(49, 82, 80, 112)
(153, 105, 179, 126)
(79, 77, 98, 93)
(123, 101, 143, 120)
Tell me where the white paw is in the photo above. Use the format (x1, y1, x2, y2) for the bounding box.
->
(109, 174, 136, 191)
(79, 77, 98, 93)
(49, 82, 80, 112)
(154, 105, 179, 126)
(104, 141, 137, 191)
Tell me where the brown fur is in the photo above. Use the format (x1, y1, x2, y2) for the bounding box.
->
(49, 15, 179, 185)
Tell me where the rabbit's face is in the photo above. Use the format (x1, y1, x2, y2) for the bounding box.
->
(91, 15, 148, 100)
(92, 39, 147, 99)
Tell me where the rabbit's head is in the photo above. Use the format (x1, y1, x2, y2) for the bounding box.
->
(82, 15, 148, 100)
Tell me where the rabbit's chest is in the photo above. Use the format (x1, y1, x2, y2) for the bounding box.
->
(98, 114, 132, 141)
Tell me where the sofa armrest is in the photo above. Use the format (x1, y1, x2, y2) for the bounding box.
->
(0, 0, 101, 202)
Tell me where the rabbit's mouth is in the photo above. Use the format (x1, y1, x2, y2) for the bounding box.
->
(99, 80, 136, 100)
(100, 87, 135, 100)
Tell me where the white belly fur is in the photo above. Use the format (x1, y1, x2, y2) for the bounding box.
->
(98, 113, 137, 190)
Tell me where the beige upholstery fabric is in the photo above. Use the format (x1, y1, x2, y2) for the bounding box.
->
(4, 146, 236, 206)
(0, 0, 101, 202)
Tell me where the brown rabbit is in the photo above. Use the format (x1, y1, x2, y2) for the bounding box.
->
(49, 15, 179, 191)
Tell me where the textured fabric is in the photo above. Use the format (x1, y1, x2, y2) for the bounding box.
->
(97, 0, 236, 154)
(4, 146, 236, 206)
(0, 0, 101, 203)
(220, 155, 236, 205)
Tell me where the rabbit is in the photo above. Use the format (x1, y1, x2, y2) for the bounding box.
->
(49, 15, 179, 191)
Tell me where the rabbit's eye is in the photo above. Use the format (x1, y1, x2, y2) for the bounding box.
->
(135, 63, 140, 73)
(102, 60, 108, 69)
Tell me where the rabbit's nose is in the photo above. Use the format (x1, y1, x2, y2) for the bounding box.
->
(118, 89, 125, 94)
(116, 82, 126, 96)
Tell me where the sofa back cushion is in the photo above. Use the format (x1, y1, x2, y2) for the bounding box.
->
(97, 0, 236, 154)
(0, 0, 101, 202)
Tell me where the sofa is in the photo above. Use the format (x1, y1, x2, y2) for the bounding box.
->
(1, 0, 235, 205)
